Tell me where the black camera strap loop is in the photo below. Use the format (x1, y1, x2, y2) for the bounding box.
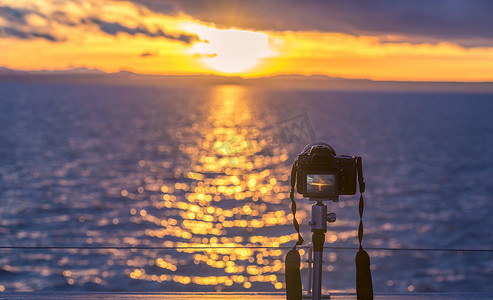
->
(286, 162, 303, 300)
(356, 156, 365, 250)
(290, 162, 304, 247)
(355, 156, 373, 300)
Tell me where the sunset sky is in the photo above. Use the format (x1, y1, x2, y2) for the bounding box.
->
(1, 0, 493, 81)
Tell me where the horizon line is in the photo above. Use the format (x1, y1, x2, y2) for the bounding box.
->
(2, 67, 493, 84)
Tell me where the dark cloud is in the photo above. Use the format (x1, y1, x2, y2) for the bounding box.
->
(0, 26, 59, 41)
(50, 11, 78, 27)
(140, 51, 157, 57)
(0, 5, 65, 41)
(0, 6, 31, 24)
(4, 0, 491, 46)
(0, 3, 198, 43)
(133, 0, 493, 45)
(87, 18, 198, 43)
(0, 6, 61, 41)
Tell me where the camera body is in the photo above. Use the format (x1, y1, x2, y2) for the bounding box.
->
(296, 143, 357, 199)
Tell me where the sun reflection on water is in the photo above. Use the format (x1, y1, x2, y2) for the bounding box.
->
(122, 85, 306, 290)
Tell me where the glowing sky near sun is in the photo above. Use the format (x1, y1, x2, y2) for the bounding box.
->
(1, 0, 493, 81)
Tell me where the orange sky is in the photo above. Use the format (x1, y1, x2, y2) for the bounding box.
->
(1, 0, 493, 81)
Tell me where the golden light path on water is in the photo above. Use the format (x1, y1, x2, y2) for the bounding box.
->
(118, 86, 358, 291)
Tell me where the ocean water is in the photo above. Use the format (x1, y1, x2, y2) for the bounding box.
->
(1, 81, 493, 293)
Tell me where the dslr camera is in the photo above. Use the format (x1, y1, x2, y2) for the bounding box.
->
(295, 143, 357, 199)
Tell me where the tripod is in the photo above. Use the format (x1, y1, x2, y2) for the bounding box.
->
(308, 198, 336, 300)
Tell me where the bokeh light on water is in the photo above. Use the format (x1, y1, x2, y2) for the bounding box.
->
(120, 85, 302, 291)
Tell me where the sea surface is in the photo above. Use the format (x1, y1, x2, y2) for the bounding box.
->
(1, 81, 493, 293)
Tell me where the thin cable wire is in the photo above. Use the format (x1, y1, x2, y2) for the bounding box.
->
(0, 245, 492, 252)
(0, 246, 293, 250)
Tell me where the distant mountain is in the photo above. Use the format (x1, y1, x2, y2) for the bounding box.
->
(41, 68, 106, 75)
(1, 67, 493, 93)
(0, 67, 24, 74)
(0, 67, 107, 75)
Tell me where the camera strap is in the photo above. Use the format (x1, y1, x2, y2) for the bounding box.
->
(289, 161, 304, 247)
(355, 156, 373, 300)
(285, 161, 303, 300)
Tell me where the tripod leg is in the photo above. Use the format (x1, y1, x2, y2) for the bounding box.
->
(312, 231, 325, 300)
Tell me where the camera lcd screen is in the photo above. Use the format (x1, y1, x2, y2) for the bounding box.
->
(306, 173, 336, 198)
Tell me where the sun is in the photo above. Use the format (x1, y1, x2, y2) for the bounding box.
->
(182, 24, 275, 74)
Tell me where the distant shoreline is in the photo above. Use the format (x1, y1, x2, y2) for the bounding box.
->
(2, 72, 493, 93)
